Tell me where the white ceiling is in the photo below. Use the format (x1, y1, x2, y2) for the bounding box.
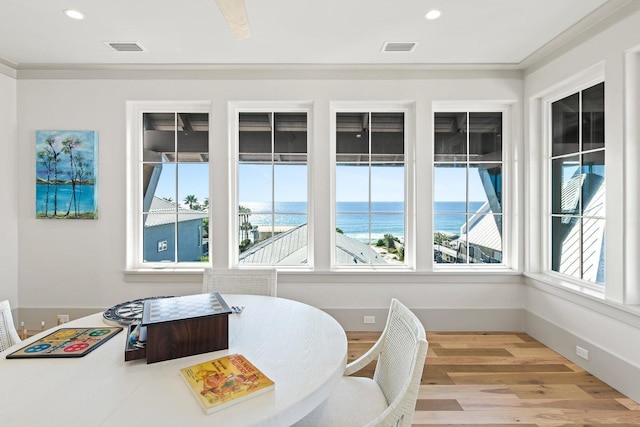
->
(0, 0, 625, 68)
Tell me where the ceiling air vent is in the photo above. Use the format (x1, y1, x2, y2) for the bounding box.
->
(382, 42, 417, 53)
(105, 42, 145, 52)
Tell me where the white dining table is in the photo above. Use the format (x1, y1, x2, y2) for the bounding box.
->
(0, 295, 348, 427)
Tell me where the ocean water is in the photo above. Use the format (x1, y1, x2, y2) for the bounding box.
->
(240, 201, 486, 242)
(36, 183, 96, 216)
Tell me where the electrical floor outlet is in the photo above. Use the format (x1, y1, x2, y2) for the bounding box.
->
(576, 345, 589, 360)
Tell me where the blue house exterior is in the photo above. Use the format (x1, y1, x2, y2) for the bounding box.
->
(143, 197, 208, 262)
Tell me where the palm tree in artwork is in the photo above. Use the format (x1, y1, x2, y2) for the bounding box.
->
(75, 154, 91, 214)
(37, 149, 55, 217)
(184, 194, 198, 210)
(44, 137, 62, 216)
(61, 137, 81, 217)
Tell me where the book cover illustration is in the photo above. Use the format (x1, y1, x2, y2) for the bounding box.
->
(180, 353, 275, 414)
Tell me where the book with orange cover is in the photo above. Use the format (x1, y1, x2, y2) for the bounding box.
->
(180, 353, 275, 414)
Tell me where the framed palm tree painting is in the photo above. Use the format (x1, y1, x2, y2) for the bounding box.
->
(36, 130, 98, 219)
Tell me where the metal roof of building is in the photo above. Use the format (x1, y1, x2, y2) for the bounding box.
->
(557, 174, 605, 283)
(457, 202, 502, 252)
(144, 197, 208, 227)
(239, 223, 388, 265)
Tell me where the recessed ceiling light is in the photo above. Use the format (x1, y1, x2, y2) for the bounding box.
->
(63, 9, 85, 20)
(425, 9, 441, 20)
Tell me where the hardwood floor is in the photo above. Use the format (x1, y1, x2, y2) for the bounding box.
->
(346, 331, 640, 426)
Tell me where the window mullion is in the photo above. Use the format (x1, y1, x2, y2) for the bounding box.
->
(465, 112, 470, 264)
(174, 112, 179, 264)
(578, 91, 583, 280)
(271, 112, 275, 238)
(368, 112, 373, 264)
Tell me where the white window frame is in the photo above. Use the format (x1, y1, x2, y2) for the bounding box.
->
(541, 78, 606, 291)
(330, 102, 416, 271)
(432, 102, 514, 271)
(125, 100, 211, 272)
(228, 101, 314, 270)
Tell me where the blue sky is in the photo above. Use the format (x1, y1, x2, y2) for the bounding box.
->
(434, 167, 490, 202)
(239, 164, 308, 203)
(240, 164, 409, 203)
(154, 163, 209, 204)
(154, 163, 491, 205)
(336, 165, 404, 202)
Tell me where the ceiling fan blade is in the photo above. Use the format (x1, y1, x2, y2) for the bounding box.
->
(215, 0, 251, 40)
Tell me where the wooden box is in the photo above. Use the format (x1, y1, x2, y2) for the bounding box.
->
(126, 293, 232, 364)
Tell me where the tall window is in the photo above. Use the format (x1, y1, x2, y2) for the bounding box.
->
(334, 111, 406, 267)
(236, 111, 309, 266)
(433, 111, 503, 265)
(550, 82, 605, 285)
(137, 110, 209, 266)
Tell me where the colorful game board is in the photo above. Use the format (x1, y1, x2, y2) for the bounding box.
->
(5, 327, 122, 359)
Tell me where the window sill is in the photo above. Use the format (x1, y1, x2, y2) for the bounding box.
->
(123, 266, 522, 284)
(524, 272, 640, 329)
(124, 268, 204, 283)
(431, 265, 519, 275)
(330, 265, 520, 275)
(281, 269, 521, 284)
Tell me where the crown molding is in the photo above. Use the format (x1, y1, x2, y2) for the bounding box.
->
(521, 0, 640, 74)
(14, 63, 523, 80)
(0, 57, 17, 78)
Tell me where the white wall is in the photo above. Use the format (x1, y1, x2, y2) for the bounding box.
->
(523, 7, 640, 401)
(0, 72, 18, 308)
(16, 74, 524, 330)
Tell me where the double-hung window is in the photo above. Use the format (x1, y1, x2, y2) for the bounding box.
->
(549, 82, 605, 285)
(127, 102, 210, 270)
(233, 108, 310, 267)
(433, 110, 504, 265)
(333, 109, 409, 267)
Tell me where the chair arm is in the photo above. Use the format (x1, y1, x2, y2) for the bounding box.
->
(344, 332, 384, 376)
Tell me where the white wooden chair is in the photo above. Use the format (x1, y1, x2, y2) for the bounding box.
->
(202, 269, 277, 296)
(0, 300, 22, 352)
(293, 298, 428, 427)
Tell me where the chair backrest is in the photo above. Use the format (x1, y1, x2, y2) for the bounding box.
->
(0, 300, 22, 352)
(370, 298, 428, 427)
(202, 269, 277, 296)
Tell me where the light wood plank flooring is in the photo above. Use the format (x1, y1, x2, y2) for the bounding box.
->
(347, 331, 640, 426)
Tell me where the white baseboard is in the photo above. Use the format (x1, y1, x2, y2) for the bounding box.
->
(525, 311, 640, 402)
(16, 307, 102, 331)
(17, 306, 525, 333)
(325, 307, 525, 332)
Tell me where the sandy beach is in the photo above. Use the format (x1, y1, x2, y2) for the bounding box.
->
(370, 244, 404, 264)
